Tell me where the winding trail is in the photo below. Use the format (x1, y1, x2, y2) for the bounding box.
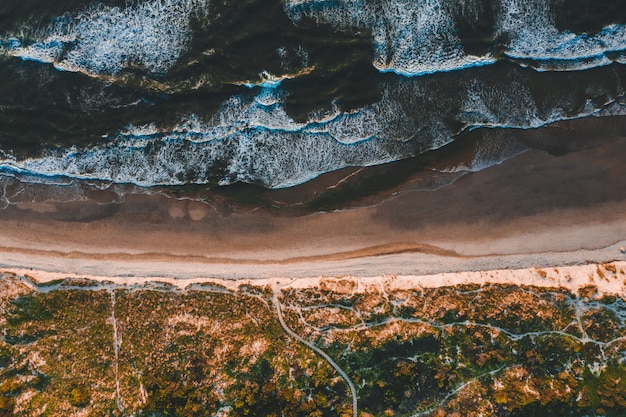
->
(270, 288, 358, 417)
(409, 366, 512, 417)
(283, 283, 626, 414)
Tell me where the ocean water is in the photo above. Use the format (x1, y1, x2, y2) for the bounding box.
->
(0, 0, 625, 206)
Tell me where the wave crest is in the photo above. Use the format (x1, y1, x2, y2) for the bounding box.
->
(284, 0, 626, 75)
(3, 0, 209, 75)
(1, 65, 624, 189)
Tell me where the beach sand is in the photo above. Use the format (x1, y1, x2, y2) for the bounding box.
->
(0, 132, 625, 285)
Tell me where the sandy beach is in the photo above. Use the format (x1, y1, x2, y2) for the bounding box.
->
(0, 133, 625, 285)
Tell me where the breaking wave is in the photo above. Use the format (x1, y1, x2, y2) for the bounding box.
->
(1, 65, 624, 189)
(2, 0, 209, 75)
(497, 0, 626, 71)
(0, 0, 625, 195)
(284, 0, 626, 75)
(0, 85, 417, 189)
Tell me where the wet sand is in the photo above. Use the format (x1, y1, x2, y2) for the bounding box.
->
(0, 133, 625, 280)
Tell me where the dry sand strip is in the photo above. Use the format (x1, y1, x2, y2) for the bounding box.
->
(3, 261, 626, 297)
(3, 260, 626, 299)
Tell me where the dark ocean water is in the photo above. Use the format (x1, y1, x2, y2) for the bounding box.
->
(0, 0, 625, 207)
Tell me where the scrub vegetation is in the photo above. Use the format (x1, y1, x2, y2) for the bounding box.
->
(0, 272, 624, 416)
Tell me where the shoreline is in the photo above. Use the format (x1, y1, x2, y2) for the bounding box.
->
(0, 133, 625, 285)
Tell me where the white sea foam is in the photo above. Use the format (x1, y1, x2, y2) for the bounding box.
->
(497, 0, 626, 70)
(460, 76, 625, 130)
(285, 0, 494, 76)
(4, 0, 208, 75)
(5, 0, 623, 78)
(284, 0, 626, 75)
(1, 65, 623, 189)
(596, 95, 626, 117)
(0, 85, 417, 188)
(3, 70, 621, 189)
(461, 80, 542, 128)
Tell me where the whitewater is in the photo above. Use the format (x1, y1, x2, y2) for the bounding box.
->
(0, 0, 624, 191)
